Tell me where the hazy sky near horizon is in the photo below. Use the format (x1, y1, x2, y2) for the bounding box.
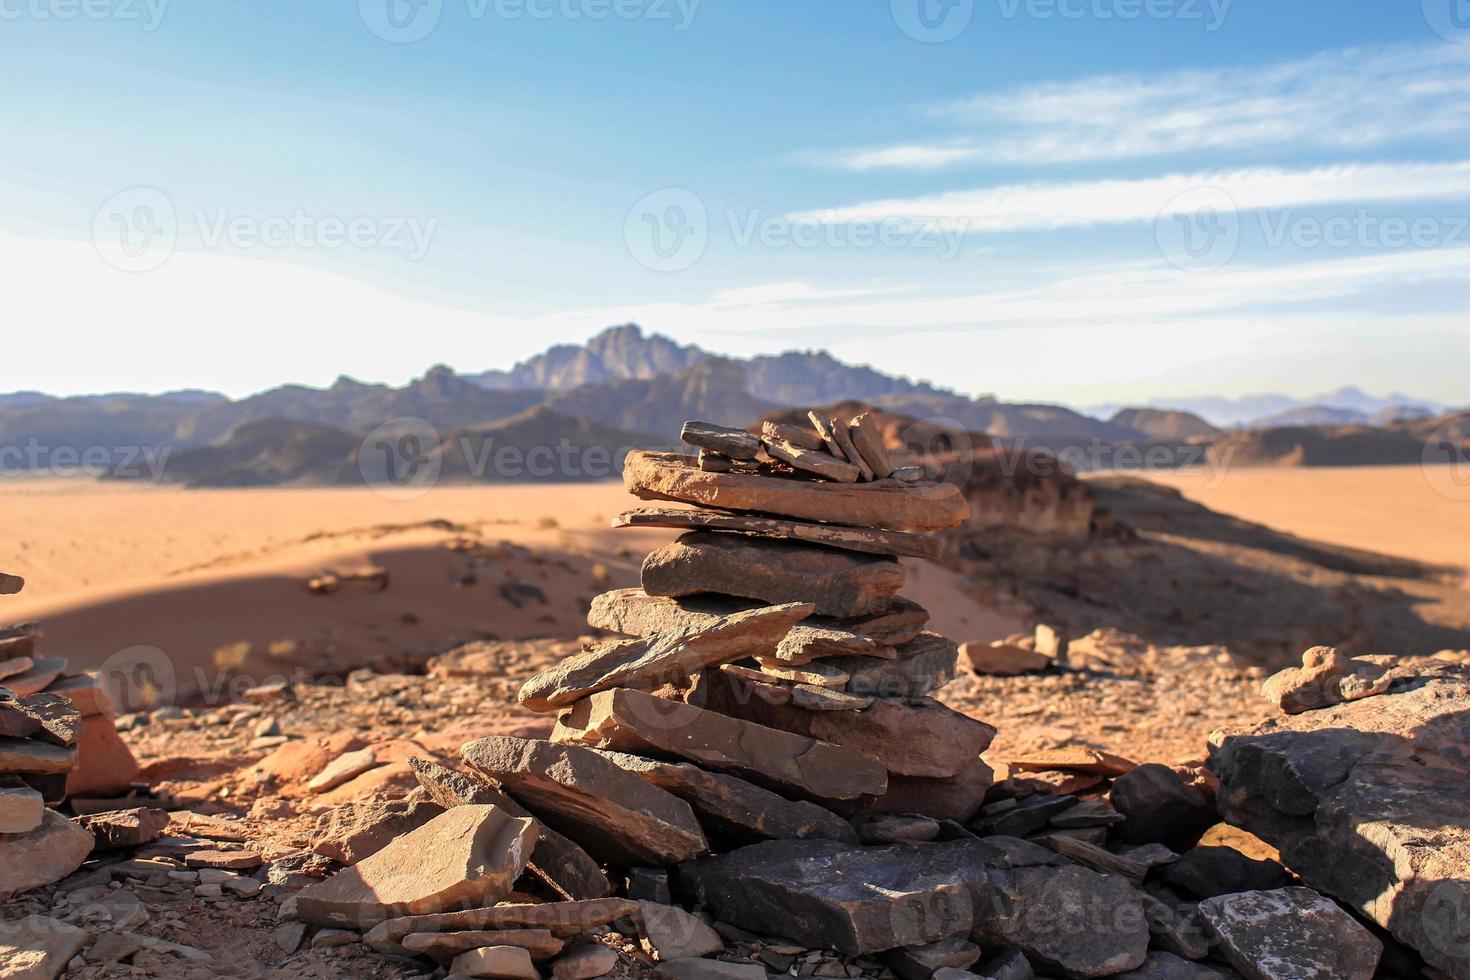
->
(2, 1, 1468, 405)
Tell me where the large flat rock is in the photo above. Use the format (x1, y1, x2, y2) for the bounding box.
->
(1209, 661, 1470, 979)
(594, 750, 857, 845)
(552, 688, 887, 801)
(624, 452, 969, 532)
(366, 899, 639, 956)
(519, 602, 812, 712)
(0, 810, 95, 902)
(680, 839, 1004, 955)
(828, 631, 959, 699)
(1198, 887, 1382, 980)
(642, 532, 904, 618)
(294, 805, 537, 928)
(0, 736, 76, 775)
(613, 508, 944, 559)
(461, 736, 708, 867)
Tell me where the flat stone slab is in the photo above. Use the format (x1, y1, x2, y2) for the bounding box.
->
(1199, 887, 1382, 980)
(553, 688, 887, 801)
(14, 693, 81, 748)
(294, 805, 537, 928)
(519, 602, 812, 712)
(681, 421, 762, 460)
(462, 736, 708, 867)
(828, 632, 959, 699)
(762, 437, 861, 483)
(642, 532, 904, 618)
(0, 735, 77, 775)
(0, 784, 44, 835)
(595, 749, 857, 845)
(624, 452, 969, 532)
(1209, 660, 1470, 979)
(366, 899, 639, 956)
(614, 508, 943, 559)
(409, 757, 613, 901)
(402, 928, 565, 962)
(680, 839, 1003, 955)
(0, 810, 95, 902)
(849, 412, 895, 480)
(1, 658, 66, 699)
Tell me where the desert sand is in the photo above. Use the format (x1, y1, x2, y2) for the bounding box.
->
(1134, 464, 1470, 571)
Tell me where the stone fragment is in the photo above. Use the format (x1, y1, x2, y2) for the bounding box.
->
(882, 936, 982, 980)
(595, 750, 857, 845)
(1050, 799, 1123, 828)
(763, 437, 861, 483)
(1115, 953, 1236, 979)
(273, 922, 306, 953)
(0, 916, 89, 979)
(681, 421, 761, 460)
(830, 416, 875, 480)
(807, 412, 850, 461)
(846, 759, 995, 823)
(14, 694, 80, 748)
(1162, 847, 1291, 899)
(403, 929, 565, 961)
(697, 451, 733, 472)
(830, 632, 959, 699)
(890, 466, 925, 481)
(613, 508, 943, 559)
(960, 642, 1051, 676)
(45, 674, 118, 718)
(1198, 887, 1382, 980)
(627, 867, 672, 904)
(1008, 747, 1136, 777)
(643, 533, 904, 618)
(848, 412, 895, 480)
(789, 685, 873, 712)
(972, 948, 1034, 980)
(681, 839, 1004, 955)
(306, 747, 380, 793)
(0, 810, 95, 901)
(75, 807, 169, 849)
(0, 703, 40, 739)
(553, 688, 887, 801)
(519, 602, 812, 713)
(450, 945, 540, 980)
(762, 420, 825, 451)
(637, 901, 723, 961)
(1259, 646, 1394, 714)
(654, 961, 765, 980)
(66, 713, 141, 799)
(293, 805, 537, 928)
(366, 899, 640, 955)
(1140, 891, 1211, 962)
(1034, 623, 1068, 661)
(754, 659, 849, 689)
(184, 848, 264, 870)
(973, 864, 1149, 978)
(1110, 764, 1214, 848)
(0, 783, 44, 834)
(551, 944, 619, 980)
(624, 452, 969, 532)
(0, 573, 22, 594)
(311, 798, 444, 865)
(409, 757, 614, 901)
(853, 814, 941, 844)
(972, 795, 1077, 838)
(462, 736, 708, 866)
(0, 624, 38, 662)
(1, 658, 66, 699)
(1043, 835, 1150, 882)
(0, 657, 33, 681)
(0, 736, 75, 775)
(310, 928, 358, 949)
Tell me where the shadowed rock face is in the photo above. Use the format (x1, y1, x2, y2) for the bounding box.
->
(1210, 661, 1470, 979)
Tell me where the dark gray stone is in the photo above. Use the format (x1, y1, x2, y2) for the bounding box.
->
(1198, 887, 1381, 980)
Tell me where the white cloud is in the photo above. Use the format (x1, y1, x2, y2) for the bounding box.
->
(812, 43, 1470, 171)
(790, 161, 1470, 232)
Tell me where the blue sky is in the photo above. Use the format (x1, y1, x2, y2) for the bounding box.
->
(2, 0, 1467, 405)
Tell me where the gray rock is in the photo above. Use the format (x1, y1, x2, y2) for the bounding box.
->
(627, 868, 672, 905)
(1198, 887, 1381, 980)
(1161, 847, 1291, 900)
(974, 947, 1034, 980)
(1115, 952, 1238, 979)
(653, 961, 766, 980)
(1110, 765, 1213, 848)
(882, 936, 982, 980)
(681, 421, 762, 460)
(830, 631, 960, 699)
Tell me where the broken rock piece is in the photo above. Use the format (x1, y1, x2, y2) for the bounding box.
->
(1259, 646, 1395, 714)
(1198, 887, 1382, 980)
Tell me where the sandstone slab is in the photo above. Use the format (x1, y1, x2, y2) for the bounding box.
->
(614, 508, 943, 559)
(840, 759, 995, 823)
(0, 703, 40, 739)
(960, 642, 1051, 676)
(1259, 646, 1394, 714)
(637, 900, 723, 961)
(0, 810, 95, 901)
(829, 632, 958, 699)
(75, 806, 169, 849)
(848, 413, 895, 480)
(1199, 887, 1381, 980)
(595, 749, 857, 845)
(367, 899, 639, 955)
(830, 416, 874, 481)
(762, 420, 824, 451)
(551, 944, 619, 980)
(681, 421, 761, 460)
(14, 694, 81, 748)
(0, 657, 33, 682)
(0, 916, 89, 980)
(763, 437, 862, 483)
(1, 658, 65, 699)
(553, 688, 887, 801)
(462, 736, 707, 866)
(642, 532, 904, 618)
(311, 797, 445, 865)
(0, 736, 76, 775)
(403, 928, 565, 961)
(409, 757, 614, 901)
(294, 804, 537, 928)
(0, 784, 44, 834)
(519, 602, 812, 713)
(451, 944, 540, 979)
(624, 452, 969, 532)
(1009, 747, 1136, 777)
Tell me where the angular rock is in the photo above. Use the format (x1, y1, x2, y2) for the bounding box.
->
(643, 532, 904, 618)
(0, 624, 39, 663)
(762, 420, 825, 452)
(293, 805, 537, 928)
(306, 747, 380, 793)
(0, 736, 76, 775)
(184, 848, 263, 870)
(519, 602, 813, 713)
(972, 948, 1034, 980)
(311, 797, 445, 865)
(0, 810, 95, 901)
(1198, 887, 1381, 980)
(882, 936, 982, 980)
(697, 450, 734, 472)
(853, 814, 941, 844)
(462, 736, 708, 866)
(1162, 846, 1292, 900)
(830, 416, 875, 481)
(451, 945, 540, 979)
(972, 795, 1079, 838)
(830, 632, 959, 699)
(697, 677, 991, 779)
(754, 659, 849, 689)
(0, 783, 44, 834)
(613, 508, 943, 559)
(409, 757, 614, 901)
(14, 694, 81, 748)
(806, 412, 851, 462)
(75, 807, 169, 849)
(44, 673, 119, 718)
(0, 916, 89, 980)
(0, 657, 33, 682)
(402, 929, 565, 961)
(1050, 799, 1123, 829)
(1110, 764, 1214, 848)
(1259, 646, 1394, 714)
(624, 451, 969, 532)
(637, 901, 723, 961)
(1043, 835, 1149, 883)
(367, 899, 640, 955)
(1140, 891, 1211, 961)
(763, 437, 862, 482)
(1116, 953, 1237, 979)
(1008, 747, 1136, 777)
(960, 642, 1051, 676)
(681, 421, 761, 461)
(551, 944, 619, 980)
(0, 703, 41, 740)
(65, 713, 141, 798)
(848, 413, 895, 480)
(680, 839, 1004, 955)
(844, 759, 995, 823)
(973, 864, 1149, 978)
(627, 867, 672, 904)
(789, 685, 873, 711)
(594, 750, 857, 845)
(553, 688, 887, 801)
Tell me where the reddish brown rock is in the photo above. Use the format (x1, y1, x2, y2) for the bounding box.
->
(402, 928, 565, 962)
(0, 916, 89, 979)
(451, 945, 540, 979)
(2, 658, 66, 699)
(0, 623, 40, 662)
(623, 452, 969, 532)
(553, 688, 888, 801)
(46, 673, 119, 718)
(366, 899, 640, 955)
(1009, 747, 1137, 777)
(829, 632, 959, 699)
(76, 807, 169, 849)
(0, 572, 22, 595)
(294, 804, 537, 928)
(519, 602, 812, 713)
(0, 736, 76, 775)
(311, 798, 445, 865)
(462, 736, 708, 867)
(681, 421, 762, 461)
(960, 641, 1052, 676)
(829, 417, 874, 481)
(848, 413, 895, 480)
(763, 437, 861, 483)
(15, 693, 81, 748)
(66, 713, 141, 798)
(0, 810, 95, 901)
(0, 703, 41, 740)
(0, 783, 44, 834)
(839, 759, 996, 823)
(642, 532, 904, 619)
(613, 508, 943, 559)
(1260, 646, 1395, 714)
(0, 656, 32, 682)
(762, 421, 825, 451)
